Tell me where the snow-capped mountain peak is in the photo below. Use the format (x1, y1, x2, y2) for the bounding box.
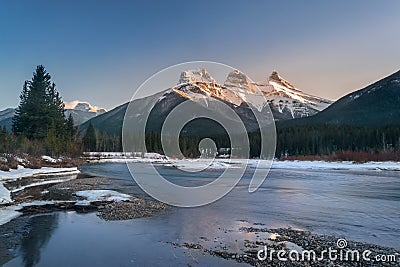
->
(224, 70, 256, 93)
(178, 68, 216, 84)
(252, 71, 333, 119)
(268, 71, 297, 90)
(166, 68, 332, 121)
(173, 69, 244, 106)
(64, 100, 106, 113)
(64, 101, 107, 125)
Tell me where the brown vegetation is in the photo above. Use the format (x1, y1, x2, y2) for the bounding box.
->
(281, 150, 400, 163)
(0, 163, 9, 172)
(0, 154, 83, 172)
(6, 157, 19, 169)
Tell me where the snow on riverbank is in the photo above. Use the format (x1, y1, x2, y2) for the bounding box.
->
(0, 183, 12, 204)
(0, 166, 80, 205)
(10, 177, 78, 193)
(270, 160, 400, 171)
(0, 206, 22, 226)
(74, 190, 132, 206)
(0, 190, 134, 226)
(168, 159, 400, 171)
(0, 166, 79, 181)
(86, 152, 400, 172)
(0, 201, 70, 226)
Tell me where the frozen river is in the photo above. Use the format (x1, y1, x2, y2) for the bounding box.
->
(3, 162, 400, 266)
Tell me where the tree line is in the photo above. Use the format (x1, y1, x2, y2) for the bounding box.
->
(274, 123, 400, 158)
(58, 119, 400, 160)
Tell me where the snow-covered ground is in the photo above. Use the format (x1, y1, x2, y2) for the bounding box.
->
(0, 166, 80, 205)
(75, 190, 132, 206)
(0, 190, 133, 226)
(0, 166, 79, 180)
(0, 206, 22, 226)
(169, 159, 400, 171)
(0, 159, 139, 226)
(86, 152, 400, 172)
(0, 183, 12, 204)
(41, 155, 58, 163)
(271, 160, 400, 171)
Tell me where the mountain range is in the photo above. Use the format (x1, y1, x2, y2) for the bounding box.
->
(2, 68, 399, 136)
(80, 69, 332, 136)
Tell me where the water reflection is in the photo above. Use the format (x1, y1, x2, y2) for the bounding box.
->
(20, 213, 59, 267)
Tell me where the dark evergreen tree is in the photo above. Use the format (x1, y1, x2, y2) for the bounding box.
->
(65, 114, 76, 140)
(83, 122, 97, 152)
(12, 65, 66, 140)
(47, 82, 66, 135)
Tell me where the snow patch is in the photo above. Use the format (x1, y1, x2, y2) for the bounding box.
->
(11, 176, 78, 193)
(0, 183, 11, 204)
(74, 190, 132, 205)
(0, 166, 79, 204)
(271, 160, 400, 171)
(86, 153, 400, 172)
(0, 206, 22, 226)
(41, 155, 57, 163)
(0, 166, 79, 180)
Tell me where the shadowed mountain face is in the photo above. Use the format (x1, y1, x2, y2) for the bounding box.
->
(80, 69, 330, 136)
(80, 87, 267, 137)
(0, 108, 15, 130)
(279, 70, 400, 128)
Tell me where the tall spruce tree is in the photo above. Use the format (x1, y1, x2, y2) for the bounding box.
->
(65, 114, 76, 140)
(12, 65, 66, 140)
(83, 122, 97, 152)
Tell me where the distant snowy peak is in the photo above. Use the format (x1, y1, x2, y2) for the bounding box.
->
(64, 101, 106, 114)
(178, 68, 216, 84)
(268, 71, 297, 90)
(64, 101, 107, 125)
(224, 70, 256, 93)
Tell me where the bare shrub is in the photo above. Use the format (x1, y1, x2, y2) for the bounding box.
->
(7, 157, 19, 169)
(0, 163, 10, 171)
(23, 157, 42, 169)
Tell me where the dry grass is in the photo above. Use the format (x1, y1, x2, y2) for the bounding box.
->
(0, 163, 10, 171)
(6, 157, 19, 169)
(22, 157, 42, 169)
(281, 150, 400, 163)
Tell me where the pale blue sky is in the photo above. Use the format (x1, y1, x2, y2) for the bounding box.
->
(1, 0, 399, 110)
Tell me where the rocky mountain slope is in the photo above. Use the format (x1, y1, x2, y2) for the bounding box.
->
(80, 69, 330, 136)
(64, 101, 106, 125)
(279, 69, 400, 127)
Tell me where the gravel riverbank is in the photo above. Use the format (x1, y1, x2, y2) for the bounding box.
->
(7, 174, 168, 221)
(169, 226, 400, 266)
